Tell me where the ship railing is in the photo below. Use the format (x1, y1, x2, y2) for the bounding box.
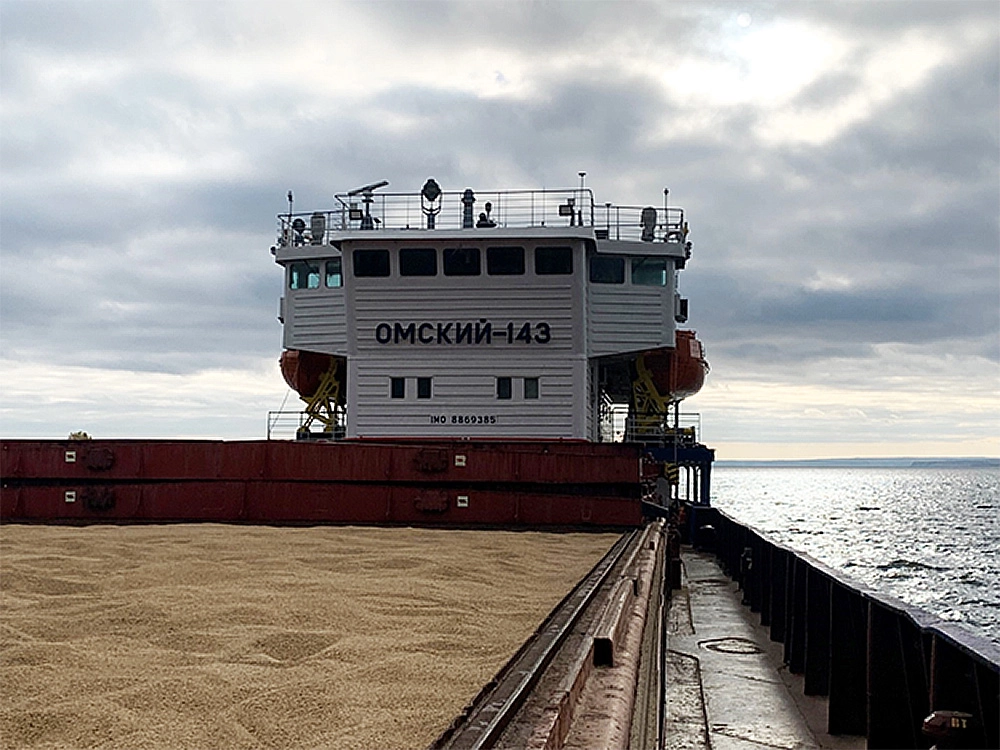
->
(274, 188, 687, 246)
(266, 410, 346, 441)
(703, 508, 1000, 749)
(624, 411, 701, 446)
(598, 403, 701, 445)
(593, 203, 687, 244)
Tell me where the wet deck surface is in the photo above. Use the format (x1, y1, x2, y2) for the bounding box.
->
(665, 549, 865, 750)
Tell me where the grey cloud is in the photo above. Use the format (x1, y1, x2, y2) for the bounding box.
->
(0, 1, 163, 57)
(1, 0, 997, 446)
(361, 0, 693, 51)
(791, 68, 864, 109)
(780, 0, 998, 35)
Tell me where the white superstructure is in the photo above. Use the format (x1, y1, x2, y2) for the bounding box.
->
(272, 179, 695, 441)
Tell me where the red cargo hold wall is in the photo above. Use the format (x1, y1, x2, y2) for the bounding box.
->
(0, 439, 646, 529)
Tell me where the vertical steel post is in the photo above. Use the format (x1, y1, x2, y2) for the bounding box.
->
(829, 582, 868, 735)
(804, 567, 832, 695)
(759, 541, 773, 627)
(786, 556, 808, 673)
(867, 604, 929, 748)
(770, 548, 788, 643)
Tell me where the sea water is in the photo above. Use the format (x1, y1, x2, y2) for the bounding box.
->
(711, 466, 1000, 647)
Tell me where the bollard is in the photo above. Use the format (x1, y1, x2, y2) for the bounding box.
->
(696, 523, 715, 551)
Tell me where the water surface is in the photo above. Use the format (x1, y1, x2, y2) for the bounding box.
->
(712, 466, 1000, 646)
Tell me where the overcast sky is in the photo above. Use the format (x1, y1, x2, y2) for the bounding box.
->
(1, 0, 997, 459)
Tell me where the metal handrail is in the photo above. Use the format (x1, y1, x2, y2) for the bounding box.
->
(274, 187, 687, 247)
(266, 409, 347, 440)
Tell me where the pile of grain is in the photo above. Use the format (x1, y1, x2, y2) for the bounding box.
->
(0, 524, 617, 749)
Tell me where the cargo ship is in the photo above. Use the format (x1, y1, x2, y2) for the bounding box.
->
(1, 177, 713, 527)
(2, 178, 997, 750)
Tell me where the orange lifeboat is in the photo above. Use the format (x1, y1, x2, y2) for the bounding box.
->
(638, 331, 708, 402)
(279, 349, 336, 398)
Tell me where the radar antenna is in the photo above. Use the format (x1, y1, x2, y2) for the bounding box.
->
(346, 180, 389, 229)
(346, 180, 389, 197)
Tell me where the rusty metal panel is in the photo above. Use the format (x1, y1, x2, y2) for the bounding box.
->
(0, 438, 642, 485)
(0, 483, 251, 523)
(259, 439, 641, 485)
(2, 477, 643, 528)
(0, 484, 139, 521)
(260, 441, 396, 482)
(139, 482, 247, 521)
(139, 442, 225, 479)
(219, 441, 269, 479)
(0, 438, 645, 528)
(245, 482, 390, 524)
(0, 440, 144, 480)
(0, 484, 19, 518)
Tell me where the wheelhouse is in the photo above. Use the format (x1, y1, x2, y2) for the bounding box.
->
(272, 179, 705, 442)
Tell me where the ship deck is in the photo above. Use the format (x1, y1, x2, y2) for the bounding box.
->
(667, 549, 864, 750)
(3, 520, 992, 748)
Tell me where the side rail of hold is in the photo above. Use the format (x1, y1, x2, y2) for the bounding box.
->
(687, 505, 999, 750)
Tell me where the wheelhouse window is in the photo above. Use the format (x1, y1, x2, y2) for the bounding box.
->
(535, 246, 573, 275)
(353, 249, 390, 277)
(524, 377, 539, 399)
(589, 256, 625, 284)
(325, 258, 342, 287)
(443, 247, 481, 276)
(390, 377, 405, 399)
(631, 257, 668, 286)
(487, 246, 525, 275)
(399, 248, 437, 277)
(496, 377, 512, 400)
(290, 261, 320, 289)
(417, 377, 432, 399)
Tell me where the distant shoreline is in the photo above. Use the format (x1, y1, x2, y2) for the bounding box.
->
(716, 457, 1000, 469)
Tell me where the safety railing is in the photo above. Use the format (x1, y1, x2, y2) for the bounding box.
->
(597, 404, 703, 446)
(623, 411, 701, 446)
(688, 507, 1000, 750)
(266, 410, 346, 441)
(274, 188, 687, 247)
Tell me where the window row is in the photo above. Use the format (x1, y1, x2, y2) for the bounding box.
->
(290, 251, 668, 289)
(391, 376, 432, 399)
(357, 246, 573, 279)
(287, 246, 574, 289)
(589, 256, 669, 286)
(290, 259, 341, 289)
(497, 376, 540, 400)
(388, 376, 540, 400)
